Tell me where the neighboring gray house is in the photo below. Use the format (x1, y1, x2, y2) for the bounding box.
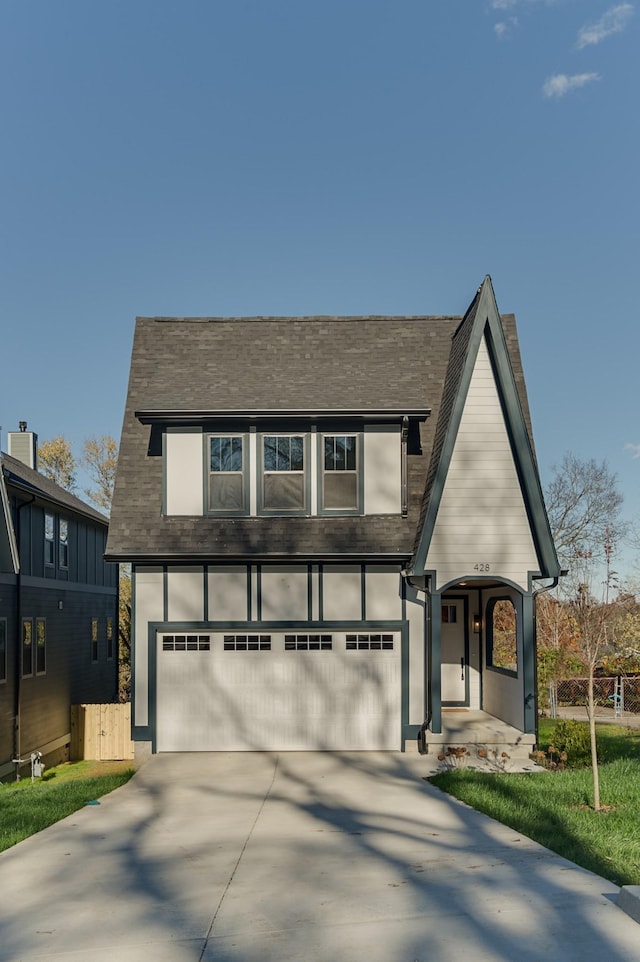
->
(106, 276, 561, 756)
(0, 427, 119, 777)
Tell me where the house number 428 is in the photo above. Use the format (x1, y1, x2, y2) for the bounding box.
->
(473, 563, 491, 572)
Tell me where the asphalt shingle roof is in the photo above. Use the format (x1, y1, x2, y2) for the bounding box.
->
(106, 291, 533, 562)
(2, 453, 108, 527)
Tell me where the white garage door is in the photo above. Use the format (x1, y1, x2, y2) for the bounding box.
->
(156, 630, 401, 751)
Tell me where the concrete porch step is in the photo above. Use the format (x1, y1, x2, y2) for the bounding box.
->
(423, 710, 537, 769)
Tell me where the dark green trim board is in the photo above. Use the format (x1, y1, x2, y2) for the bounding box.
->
(135, 619, 411, 752)
(361, 565, 366, 620)
(411, 276, 561, 580)
(429, 587, 442, 733)
(521, 592, 536, 734)
(256, 564, 262, 621)
(307, 564, 313, 621)
(203, 566, 208, 622)
(162, 566, 168, 621)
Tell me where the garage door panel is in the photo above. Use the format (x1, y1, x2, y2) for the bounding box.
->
(157, 631, 401, 751)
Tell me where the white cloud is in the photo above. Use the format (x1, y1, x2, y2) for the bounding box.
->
(625, 443, 640, 459)
(494, 16, 518, 37)
(577, 3, 634, 48)
(543, 72, 600, 97)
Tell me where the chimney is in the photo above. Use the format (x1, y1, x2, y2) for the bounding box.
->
(8, 422, 38, 470)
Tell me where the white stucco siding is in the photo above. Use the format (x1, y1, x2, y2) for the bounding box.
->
(322, 565, 362, 621)
(483, 664, 524, 729)
(261, 565, 309, 620)
(365, 566, 402, 621)
(165, 429, 203, 516)
(363, 425, 401, 515)
(208, 566, 249, 621)
(426, 337, 539, 590)
(167, 567, 204, 621)
(133, 567, 164, 726)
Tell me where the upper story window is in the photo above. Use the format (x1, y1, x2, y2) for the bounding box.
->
(36, 618, 46, 675)
(22, 619, 33, 677)
(59, 518, 69, 568)
(45, 513, 55, 566)
(208, 435, 247, 514)
(91, 617, 99, 663)
(321, 435, 360, 512)
(261, 435, 307, 513)
(106, 617, 114, 660)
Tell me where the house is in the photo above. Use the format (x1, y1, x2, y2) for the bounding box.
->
(105, 276, 561, 757)
(0, 426, 119, 778)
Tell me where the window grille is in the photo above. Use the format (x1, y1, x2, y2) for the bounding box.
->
(345, 633, 394, 650)
(284, 634, 333, 651)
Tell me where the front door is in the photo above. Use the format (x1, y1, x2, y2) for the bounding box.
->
(441, 598, 469, 706)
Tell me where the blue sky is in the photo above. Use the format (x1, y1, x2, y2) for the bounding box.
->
(1, 0, 638, 574)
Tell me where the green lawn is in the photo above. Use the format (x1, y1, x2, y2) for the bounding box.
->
(429, 720, 640, 886)
(0, 760, 135, 854)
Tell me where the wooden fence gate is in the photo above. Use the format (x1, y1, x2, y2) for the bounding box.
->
(71, 704, 135, 761)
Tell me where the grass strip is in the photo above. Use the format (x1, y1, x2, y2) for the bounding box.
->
(430, 722, 640, 886)
(0, 761, 135, 854)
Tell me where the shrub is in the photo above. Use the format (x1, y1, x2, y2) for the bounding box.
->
(548, 719, 592, 767)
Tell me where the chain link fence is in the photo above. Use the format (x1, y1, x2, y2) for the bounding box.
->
(549, 677, 640, 718)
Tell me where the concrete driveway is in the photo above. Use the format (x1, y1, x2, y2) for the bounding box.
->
(0, 751, 637, 962)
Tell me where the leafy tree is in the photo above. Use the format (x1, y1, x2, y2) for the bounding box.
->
(83, 435, 118, 513)
(38, 436, 77, 491)
(536, 593, 584, 707)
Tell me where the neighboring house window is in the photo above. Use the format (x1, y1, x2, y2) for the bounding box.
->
(0, 619, 6, 683)
(91, 618, 99, 663)
(208, 435, 247, 513)
(106, 617, 114, 660)
(321, 435, 360, 512)
(22, 619, 33, 676)
(261, 435, 307, 512)
(59, 518, 69, 568)
(487, 598, 518, 675)
(36, 618, 46, 675)
(45, 513, 55, 566)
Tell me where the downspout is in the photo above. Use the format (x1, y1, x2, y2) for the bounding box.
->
(403, 571, 431, 749)
(14, 494, 35, 780)
(531, 575, 563, 749)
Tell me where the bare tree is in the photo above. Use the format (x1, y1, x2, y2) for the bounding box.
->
(546, 454, 625, 568)
(544, 456, 629, 810)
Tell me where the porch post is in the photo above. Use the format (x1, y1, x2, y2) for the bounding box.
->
(522, 592, 536, 734)
(430, 589, 442, 733)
